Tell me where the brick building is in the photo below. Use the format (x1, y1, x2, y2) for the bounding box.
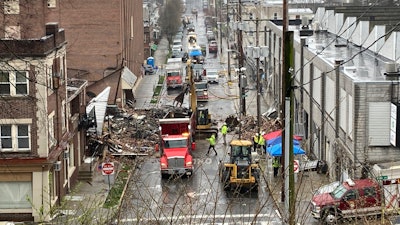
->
(57, 0, 144, 107)
(0, 1, 88, 222)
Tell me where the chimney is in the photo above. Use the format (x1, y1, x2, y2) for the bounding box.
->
(46, 22, 60, 47)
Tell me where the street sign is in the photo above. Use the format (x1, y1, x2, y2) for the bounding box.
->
(378, 175, 388, 180)
(150, 43, 158, 51)
(293, 160, 299, 173)
(102, 162, 115, 175)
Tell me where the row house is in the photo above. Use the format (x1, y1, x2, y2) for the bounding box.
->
(0, 1, 88, 222)
(263, 6, 400, 181)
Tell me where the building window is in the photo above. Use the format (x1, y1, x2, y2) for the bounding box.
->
(0, 72, 10, 95)
(61, 101, 66, 131)
(47, 0, 56, 8)
(0, 124, 30, 152)
(131, 16, 134, 39)
(47, 66, 54, 91)
(0, 71, 28, 95)
(0, 181, 32, 208)
(4, 0, 20, 14)
(48, 113, 56, 147)
(5, 26, 21, 39)
(15, 71, 28, 94)
(69, 143, 74, 167)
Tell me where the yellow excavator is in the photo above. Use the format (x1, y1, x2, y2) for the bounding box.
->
(218, 139, 260, 192)
(186, 60, 218, 138)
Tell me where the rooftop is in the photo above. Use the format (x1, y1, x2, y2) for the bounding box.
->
(269, 6, 400, 83)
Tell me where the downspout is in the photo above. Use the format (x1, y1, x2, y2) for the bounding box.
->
(321, 72, 326, 160)
(114, 70, 122, 105)
(335, 59, 342, 181)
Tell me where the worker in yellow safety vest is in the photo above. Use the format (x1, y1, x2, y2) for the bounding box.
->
(206, 134, 217, 155)
(273, 157, 280, 177)
(253, 133, 265, 151)
(220, 123, 228, 145)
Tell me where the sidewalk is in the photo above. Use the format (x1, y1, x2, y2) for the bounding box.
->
(134, 37, 169, 109)
(263, 158, 331, 223)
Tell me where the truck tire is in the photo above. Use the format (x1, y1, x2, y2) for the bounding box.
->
(250, 169, 260, 192)
(221, 170, 230, 190)
(322, 208, 341, 225)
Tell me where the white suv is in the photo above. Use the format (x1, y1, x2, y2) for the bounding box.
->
(205, 69, 219, 84)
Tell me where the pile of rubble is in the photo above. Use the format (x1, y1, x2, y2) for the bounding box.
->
(87, 106, 195, 157)
(225, 114, 283, 140)
(87, 106, 283, 158)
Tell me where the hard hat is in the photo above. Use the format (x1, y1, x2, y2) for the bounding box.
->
(261, 132, 265, 135)
(223, 122, 227, 125)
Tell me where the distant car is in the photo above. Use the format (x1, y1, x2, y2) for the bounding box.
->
(206, 31, 215, 41)
(205, 68, 219, 84)
(208, 40, 218, 53)
(171, 50, 182, 58)
(181, 52, 189, 63)
(187, 24, 195, 32)
(172, 44, 182, 52)
(144, 65, 154, 75)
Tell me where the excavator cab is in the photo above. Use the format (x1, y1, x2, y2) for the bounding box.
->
(195, 107, 218, 138)
(219, 140, 260, 192)
(197, 108, 209, 126)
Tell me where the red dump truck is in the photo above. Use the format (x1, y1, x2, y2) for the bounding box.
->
(165, 60, 183, 90)
(311, 163, 400, 224)
(159, 111, 195, 178)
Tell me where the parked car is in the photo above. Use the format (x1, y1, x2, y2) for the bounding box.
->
(144, 65, 154, 75)
(171, 50, 182, 59)
(172, 44, 182, 52)
(208, 40, 218, 53)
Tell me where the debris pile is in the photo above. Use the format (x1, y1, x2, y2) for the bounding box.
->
(87, 108, 168, 157)
(86, 105, 284, 158)
(224, 114, 283, 140)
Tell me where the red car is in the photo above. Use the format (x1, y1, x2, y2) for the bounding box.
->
(208, 41, 218, 53)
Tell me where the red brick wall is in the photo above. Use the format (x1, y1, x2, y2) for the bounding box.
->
(59, 0, 144, 81)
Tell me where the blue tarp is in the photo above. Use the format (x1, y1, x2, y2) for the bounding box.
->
(189, 49, 202, 57)
(267, 136, 300, 147)
(266, 143, 306, 157)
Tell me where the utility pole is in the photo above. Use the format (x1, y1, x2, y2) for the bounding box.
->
(238, 0, 246, 116)
(219, 0, 223, 54)
(281, 0, 288, 205)
(256, 18, 261, 134)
